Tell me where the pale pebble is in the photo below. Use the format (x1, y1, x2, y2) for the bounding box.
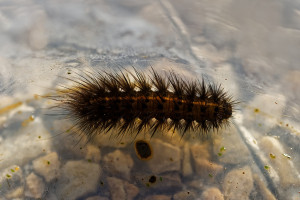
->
(260, 136, 300, 188)
(147, 139, 181, 174)
(107, 177, 139, 200)
(0, 120, 52, 170)
(188, 179, 204, 190)
(85, 144, 101, 163)
(25, 172, 45, 198)
(103, 149, 134, 180)
(5, 186, 24, 199)
(56, 160, 101, 200)
(191, 143, 223, 177)
(223, 166, 253, 200)
(32, 152, 60, 182)
(201, 187, 224, 200)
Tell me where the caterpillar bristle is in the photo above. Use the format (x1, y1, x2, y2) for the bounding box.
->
(150, 67, 169, 97)
(53, 68, 237, 142)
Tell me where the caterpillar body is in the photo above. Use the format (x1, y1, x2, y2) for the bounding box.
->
(54, 68, 236, 141)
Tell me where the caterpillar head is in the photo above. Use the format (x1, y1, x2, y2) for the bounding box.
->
(222, 101, 232, 120)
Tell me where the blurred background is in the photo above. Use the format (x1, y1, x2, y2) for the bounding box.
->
(0, 0, 299, 199)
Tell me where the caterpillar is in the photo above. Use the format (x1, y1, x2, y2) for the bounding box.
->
(52, 68, 236, 141)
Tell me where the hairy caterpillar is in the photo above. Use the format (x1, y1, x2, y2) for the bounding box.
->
(52, 68, 236, 141)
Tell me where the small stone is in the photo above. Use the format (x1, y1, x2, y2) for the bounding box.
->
(25, 173, 45, 198)
(223, 166, 253, 200)
(103, 149, 134, 180)
(0, 120, 52, 170)
(201, 187, 224, 200)
(32, 152, 60, 182)
(144, 195, 171, 200)
(260, 136, 300, 188)
(5, 186, 24, 199)
(147, 139, 181, 174)
(56, 160, 101, 200)
(85, 144, 101, 163)
(107, 177, 139, 200)
(191, 144, 223, 177)
(124, 181, 139, 200)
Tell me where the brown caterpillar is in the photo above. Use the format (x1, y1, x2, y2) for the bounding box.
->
(53, 68, 236, 141)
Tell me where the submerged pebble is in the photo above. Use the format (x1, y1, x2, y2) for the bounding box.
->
(223, 166, 253, 200)
(107, 177, 139, 200)
(147, 139, 181, 174)
(25, 172, 45, 199)
(32, 152, 61, 182)
(103, 149, 134, 180)
(56, 160, 101, 199)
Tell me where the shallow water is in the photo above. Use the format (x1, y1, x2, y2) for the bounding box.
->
(0, 0, 299, 200)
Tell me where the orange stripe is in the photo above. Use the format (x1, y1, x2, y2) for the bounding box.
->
(100, 96, 219, 106)
(0, 102, 23, 115)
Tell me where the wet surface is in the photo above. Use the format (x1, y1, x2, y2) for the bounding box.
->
(0, 0, 299, 199)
